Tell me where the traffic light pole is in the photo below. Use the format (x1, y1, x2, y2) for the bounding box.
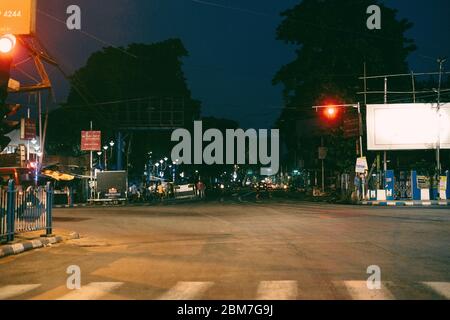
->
(357, 102, 364, 158)
(313, 103, 366, 199)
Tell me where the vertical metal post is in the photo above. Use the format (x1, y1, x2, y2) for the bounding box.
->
(38, 92, 43, 161)
(363, 63, 367, 105)
(6, 180, 15, 242)
(89, 121, 93, 200)
(436, 58, 446, 176)
(383, 77, 388, 172)
(321, 137, 325, 193)
(45, 182, 53, 236)
(116, 132, 123, 170)
(27, 108, 31, 162)
(411, 71, 416, 103)
(357, 103, 364, 158)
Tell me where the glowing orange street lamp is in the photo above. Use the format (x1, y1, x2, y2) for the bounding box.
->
(0, 34, 17, 54)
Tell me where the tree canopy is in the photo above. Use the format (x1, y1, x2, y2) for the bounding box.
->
(273, 0, 416, 171)
(47, 38, 201, 156)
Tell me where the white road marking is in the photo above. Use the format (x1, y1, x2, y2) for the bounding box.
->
(0, 284, 41, 300)
(256, 281, 298, 300)
(422, 282, 450, 299)
(341, 281, 394, 300)
(158, 282, 214, 300)
(57, 282, 123, 300)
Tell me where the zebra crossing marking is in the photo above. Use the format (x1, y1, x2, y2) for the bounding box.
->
(2, 280, 449, 300)
(57, 282, 123, 300)
(256, 281, 298, 300)
(0, 284, 41, 300)
(340, 281, 394, 300)
(422, 282, 450, 299)
(158, 282, 214, 300)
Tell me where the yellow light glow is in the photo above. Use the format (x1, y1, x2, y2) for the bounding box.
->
(0, 34, 16, 53)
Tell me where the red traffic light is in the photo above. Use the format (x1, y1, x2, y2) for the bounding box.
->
(323, 106, 339, 120)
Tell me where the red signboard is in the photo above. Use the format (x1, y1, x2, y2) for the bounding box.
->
(20, 118, 36, 140)
(81, 131, 101, 151)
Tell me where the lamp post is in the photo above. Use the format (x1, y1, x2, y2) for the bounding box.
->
(109, 140, 115, 167)
(96, 151, 102, 170)
(103, 145, 109, 170)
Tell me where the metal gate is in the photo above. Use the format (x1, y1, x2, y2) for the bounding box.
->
(0, 181, 53, 243)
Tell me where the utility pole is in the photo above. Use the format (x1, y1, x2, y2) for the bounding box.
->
(383, 77, 388, 172)
(89, 121, 93, 200)
(436, 57, 447, 176)
(321, 136, 325, 193)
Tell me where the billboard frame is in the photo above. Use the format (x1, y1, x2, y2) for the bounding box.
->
(366, 103, 450, 151)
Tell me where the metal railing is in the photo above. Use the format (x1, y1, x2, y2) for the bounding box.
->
(0, 180, 53, 243)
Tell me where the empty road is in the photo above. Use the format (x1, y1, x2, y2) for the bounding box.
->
(0, 198, 449, 300)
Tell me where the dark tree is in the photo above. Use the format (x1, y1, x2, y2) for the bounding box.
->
(273, 0, 416, 171)
(47, 38, 201, 158)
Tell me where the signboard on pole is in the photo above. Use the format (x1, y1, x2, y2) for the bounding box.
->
(20, 118, 36, 140)
(355, 157, 368, 173)
(0, 0, 36, 35)
(81, 131, 101, 151)
(343, 115, 360, 138)
(318, 147, 328, 160)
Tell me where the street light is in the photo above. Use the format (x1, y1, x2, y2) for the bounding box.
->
(103, 145, 109, 170)
(0, 34, 17, 54)
(109, 140, 115, 166)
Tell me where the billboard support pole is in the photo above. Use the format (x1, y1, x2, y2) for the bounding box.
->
(383, 77, 388, 172)
(90, 121, 94, 200)
(436, 58, 446, 176)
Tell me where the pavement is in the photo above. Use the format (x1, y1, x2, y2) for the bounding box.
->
(0, 197, 449, 300)
(0, 229, 79, 259)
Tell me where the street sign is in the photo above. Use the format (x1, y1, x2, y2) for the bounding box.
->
(343, 115, 360, 138)
(0, 0, 36, 35)
(20, 118, 36, 140)
(8, 78, 20, 92)
(416, 176, 430, 189)
(355, 157, 368, 173)
(318, 147, 328, 160)
(81, 131, 101, 151)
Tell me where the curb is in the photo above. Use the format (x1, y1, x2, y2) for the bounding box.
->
(0, 232, 80, 259)
(53, 204, 88, 209)
(360, 200, 450, 207)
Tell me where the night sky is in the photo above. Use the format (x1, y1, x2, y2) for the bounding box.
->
(34, 0, 450, 128)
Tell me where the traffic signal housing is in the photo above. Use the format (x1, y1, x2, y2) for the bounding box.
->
(323, 106, 339, 120)
(0, 35, 18, 151)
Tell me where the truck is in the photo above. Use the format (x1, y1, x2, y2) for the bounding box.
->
(92, 171, 128, 204)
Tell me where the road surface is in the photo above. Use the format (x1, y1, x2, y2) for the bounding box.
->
(0, 198, 449, 300)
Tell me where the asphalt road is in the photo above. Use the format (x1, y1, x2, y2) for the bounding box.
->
(0, 197, 449, 300)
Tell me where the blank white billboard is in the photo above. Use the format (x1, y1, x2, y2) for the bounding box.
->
(366, 103, 450, 151)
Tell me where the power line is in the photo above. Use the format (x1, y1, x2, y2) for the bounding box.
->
(188, 0, 404, 43)
(37, 9, 137, 59)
